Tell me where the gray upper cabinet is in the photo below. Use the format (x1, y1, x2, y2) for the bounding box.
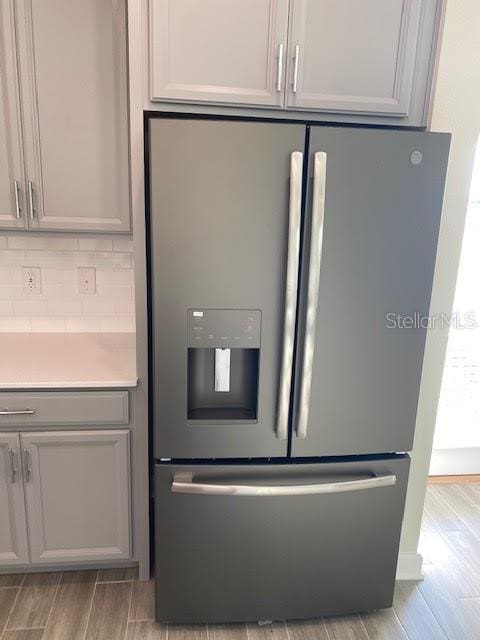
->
(15, 0, 130, 232)
(148, 0, 442, 126)
(150, 0, 290, 107)
(0, 433, 29, 565)
(0, 0, 130, 233)
(286, 0, 423, 115)
(0, 0, 27, 230)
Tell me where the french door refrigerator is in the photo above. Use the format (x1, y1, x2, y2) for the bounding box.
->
(147, 116, 450, 623)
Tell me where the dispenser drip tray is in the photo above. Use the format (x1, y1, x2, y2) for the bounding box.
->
(187, 348, 259, 422)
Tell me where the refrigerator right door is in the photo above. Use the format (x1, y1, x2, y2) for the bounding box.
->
(292, 127, 450, 457)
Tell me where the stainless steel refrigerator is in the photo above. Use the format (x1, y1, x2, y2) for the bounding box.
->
(147, 116, 450, 623)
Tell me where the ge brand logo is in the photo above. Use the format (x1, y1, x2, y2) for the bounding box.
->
(410, 150, 423, 165)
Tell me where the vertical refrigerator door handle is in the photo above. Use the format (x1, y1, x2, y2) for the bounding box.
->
(296, 152, 327, 439)
(276, 151, 303, 440)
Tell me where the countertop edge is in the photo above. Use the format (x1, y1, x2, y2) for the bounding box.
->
(0, 378, 138, 390)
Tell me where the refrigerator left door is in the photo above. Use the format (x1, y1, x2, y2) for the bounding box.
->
(149, 118, 306, 459)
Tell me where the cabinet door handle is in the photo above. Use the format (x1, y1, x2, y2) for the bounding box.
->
(8, 448, 17, 483)
(14, 181, 21, 219)
(292, 44, 300, 93)
(23, 448, 32, 482)
(0, 409, 35, 416)
(276, 43, 284, 92)
(28, 181, 35, 220)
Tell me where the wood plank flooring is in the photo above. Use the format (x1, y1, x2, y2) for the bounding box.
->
(0, 484, 479, 640)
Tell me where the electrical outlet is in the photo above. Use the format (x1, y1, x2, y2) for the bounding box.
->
(23, 267, 42, 294)
(77, 267, 96, 294)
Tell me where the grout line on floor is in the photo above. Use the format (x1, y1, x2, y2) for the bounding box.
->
(3, 628, 46, 632)
(40, 570, 63, 640)
(81, 574, 98, 640)
(323, 619, 332, 640)
(415, 583, 452, 640)
(97, 579, 136, 584)
(122, 579, 135, 640)
(358, 613, 372, 640)
(0, 584, 23, 640)
(391, 606, 411, 640)
(430, 486, 477, 536)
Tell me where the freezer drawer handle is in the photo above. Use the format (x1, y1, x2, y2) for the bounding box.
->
(276, 151, 303, 440)
(296, 152, 327, 439)
(171, 473, 396, 496)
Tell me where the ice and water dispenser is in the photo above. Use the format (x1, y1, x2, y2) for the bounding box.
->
(187, 309, 261, 421)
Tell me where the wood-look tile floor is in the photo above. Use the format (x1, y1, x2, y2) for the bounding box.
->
(1, 484, 480, 640)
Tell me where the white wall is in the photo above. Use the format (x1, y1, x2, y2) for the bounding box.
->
(0, 233, 135, 332)
(399, 0, 480, 562)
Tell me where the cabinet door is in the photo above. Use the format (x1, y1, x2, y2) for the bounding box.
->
(0, 0, 27, 230)
(15, 0, 130, 232)
(150, 0, 289, 107)
(286, 0, 423, 115)
(0, 433, 29, 565)
(22, 430, 130, 564)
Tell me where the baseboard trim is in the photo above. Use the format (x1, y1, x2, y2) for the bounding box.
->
(430, 447, 480, 475)
(396, 552, 423, 581)
(0, 560, 138, 576)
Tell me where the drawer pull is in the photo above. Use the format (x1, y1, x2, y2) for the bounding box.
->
(0, 409, 35, 416)
(172, 473, 397, 496)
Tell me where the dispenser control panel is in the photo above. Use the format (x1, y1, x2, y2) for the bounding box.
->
(187, 309, 261, 348)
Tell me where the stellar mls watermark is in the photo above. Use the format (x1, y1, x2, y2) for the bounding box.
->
(385, 311, 479, 330)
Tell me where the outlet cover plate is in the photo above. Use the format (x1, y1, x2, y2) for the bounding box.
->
(77, 267, 96, 294)
(23, 267, 41, 294)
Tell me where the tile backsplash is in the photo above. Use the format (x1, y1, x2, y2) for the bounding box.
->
(0, 234, 135, 332)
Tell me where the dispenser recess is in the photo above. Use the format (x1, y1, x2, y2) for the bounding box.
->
(187, 310, 261, 422)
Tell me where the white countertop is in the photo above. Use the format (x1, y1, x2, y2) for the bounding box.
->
(0, 333, 137, 389)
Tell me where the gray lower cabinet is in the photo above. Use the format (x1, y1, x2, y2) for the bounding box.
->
(22, 430, 131, 564)
(0, 0, 130, 232)
(0, 434, 29, 565)
(0, 430, 131, 567)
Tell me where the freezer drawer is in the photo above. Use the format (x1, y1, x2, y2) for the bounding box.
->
(155, 455, 409, 623)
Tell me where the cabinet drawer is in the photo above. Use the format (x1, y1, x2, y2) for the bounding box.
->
(0, 391, 129, 427)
